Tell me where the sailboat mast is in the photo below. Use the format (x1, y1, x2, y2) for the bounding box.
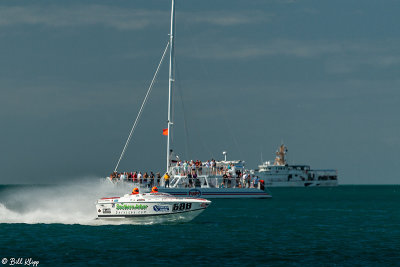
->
(166, 0, 175, 173)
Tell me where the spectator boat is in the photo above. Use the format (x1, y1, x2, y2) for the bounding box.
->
(157, 158, 271, 198)
(105, 0, 271, 199)
(107, 156, 271, 198)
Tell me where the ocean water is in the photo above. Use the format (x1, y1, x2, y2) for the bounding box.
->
(0, 184, 399, 266)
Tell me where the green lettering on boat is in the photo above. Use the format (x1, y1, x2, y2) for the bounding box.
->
(116, 204, 148, 210)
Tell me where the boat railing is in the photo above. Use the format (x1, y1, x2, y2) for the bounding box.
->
(109, 176, 263, 189)
(169, 166, 240, 177)
(164, 175, 262, 189)
(108, 177, 163, 188)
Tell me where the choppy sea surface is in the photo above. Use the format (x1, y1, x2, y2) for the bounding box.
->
(0, 183, 399, 266)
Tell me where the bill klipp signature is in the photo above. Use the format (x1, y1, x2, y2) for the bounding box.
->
(2, 258, 39, 266)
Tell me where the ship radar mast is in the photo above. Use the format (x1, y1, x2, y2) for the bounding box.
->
(222, 151, 227, 161)
(273, 144, 288, 166)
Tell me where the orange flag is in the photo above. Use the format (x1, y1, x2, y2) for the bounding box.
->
(162, 128, 168, 136)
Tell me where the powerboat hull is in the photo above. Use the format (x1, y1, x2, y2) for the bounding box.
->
(96, 193, 211, 222)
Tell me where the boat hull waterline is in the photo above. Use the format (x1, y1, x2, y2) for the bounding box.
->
(159, 187, 271, 199)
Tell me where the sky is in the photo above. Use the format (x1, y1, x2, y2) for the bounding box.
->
(1, 0, 400, 184)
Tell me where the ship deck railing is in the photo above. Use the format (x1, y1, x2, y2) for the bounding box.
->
(169, 166, 242, 177)
(107, 176, 262, 189)
(165, 175, 261, 189)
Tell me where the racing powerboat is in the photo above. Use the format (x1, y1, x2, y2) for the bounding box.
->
(96, 188, 211, 223)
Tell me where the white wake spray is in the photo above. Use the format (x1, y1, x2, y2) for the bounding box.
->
(0, 178, 152, 225)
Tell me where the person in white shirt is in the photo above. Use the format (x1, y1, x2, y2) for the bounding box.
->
(183, 161, 188, 175)
(242, 173, 248, 188)
(138, 172, 142, 184)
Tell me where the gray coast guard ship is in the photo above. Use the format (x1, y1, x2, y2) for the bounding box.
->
(255, 144, 338, 187)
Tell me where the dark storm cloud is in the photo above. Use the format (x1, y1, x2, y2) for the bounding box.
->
(0, 5, 269, 29)
(0, 5, 167, 30)
(1, 0, 400, 184)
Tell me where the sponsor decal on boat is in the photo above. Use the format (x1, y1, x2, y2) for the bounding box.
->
(153, 205, 170, 212)
(103, 208, 111, 214)
(188, 189, 202, 197)
(116, 204, 148, 210)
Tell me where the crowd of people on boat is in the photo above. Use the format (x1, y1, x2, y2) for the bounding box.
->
(178, 170, 263, 189)
(109, 159, 264, 190)
(221, 171, 264, 189)
(170, 159, 216, 176)
(109, 171, 163, 187)
(171, 159, 243, 176)
(170, 160, 263, 188)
